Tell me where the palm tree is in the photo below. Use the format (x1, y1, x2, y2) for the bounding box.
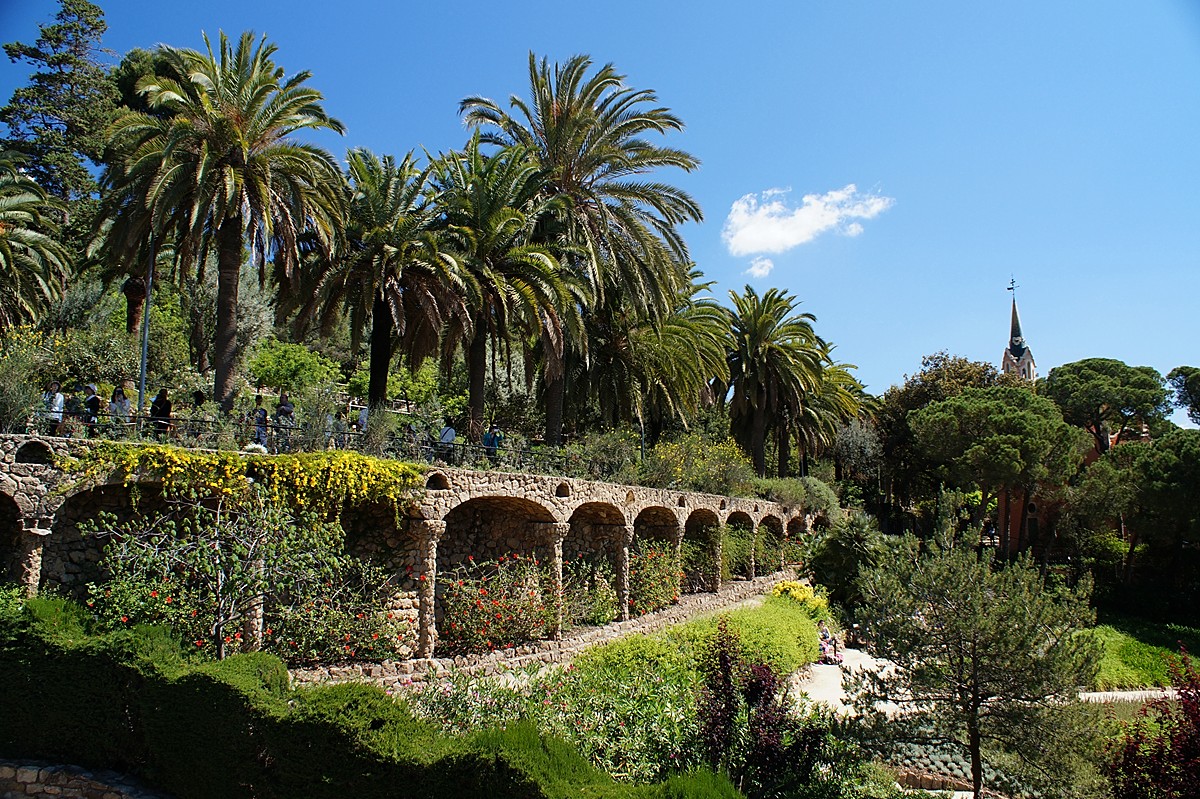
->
(575, 271, 729, 439)
(432, 134, 584, 437)
(299, 148, 467, 408)
(722, 285, 826, 477)
(0, 149, 70, 326)
(785, 360, 864, 477)
(461, 53, 702, 443)
(99, 31, 345, 410)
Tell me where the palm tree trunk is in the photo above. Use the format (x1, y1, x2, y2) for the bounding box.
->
(777, 425, 790, 478)
(212, 216, 243, 412)
(468, 316, 487, 440)
(544, 373, 565, 446)
(368, 291, 394, 408)
(122, 276, 147, 335)
(751, 409, 768, 477)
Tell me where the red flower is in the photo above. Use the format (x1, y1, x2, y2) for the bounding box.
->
(120, 616, 128, 623)
(150, 590, 159, 598)
(195, 640, 205, 647)
(164, 596, 172, 604)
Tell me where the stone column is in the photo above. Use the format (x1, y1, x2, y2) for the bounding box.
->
(748, 523, 758, 581)
(531, 521, 570, 639)
(604, 523, 634, 622)
(415, 519, 446, 658)
(710, 527, 723, 593)
(16, 525, 46, 597)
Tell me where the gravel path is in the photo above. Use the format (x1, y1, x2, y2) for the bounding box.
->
(791, 646, 1179, 713)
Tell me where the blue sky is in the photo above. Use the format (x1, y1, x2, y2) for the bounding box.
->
(3, 0, 1198, 420)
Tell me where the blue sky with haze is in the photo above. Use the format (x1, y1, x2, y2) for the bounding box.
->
(3, 1, 1198, 422)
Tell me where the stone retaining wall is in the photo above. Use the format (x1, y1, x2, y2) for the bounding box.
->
(291, 568, 795, 691)
(0, 761, 171, 799)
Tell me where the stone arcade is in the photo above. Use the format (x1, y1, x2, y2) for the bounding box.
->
(0, 435, 816, 663)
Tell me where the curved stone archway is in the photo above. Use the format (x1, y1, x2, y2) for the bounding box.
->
(757, 515, 785, 578)
(684, 508, 721, 593)
(564, 502, 628, 625)
(724, 510, 755, 581)
(0, 492, 23, 585)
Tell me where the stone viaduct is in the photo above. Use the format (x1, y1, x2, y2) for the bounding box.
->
(0, 434, 814, 659)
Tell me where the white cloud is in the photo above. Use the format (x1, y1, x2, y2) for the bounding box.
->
(721, 184, 894, 257)
(746, 256, 774, 278)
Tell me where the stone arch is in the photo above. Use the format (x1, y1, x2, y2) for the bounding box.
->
(555, 482, 571, 498)
(683, 508, 721, 593)
(440, 496, 557, 571)
(633, 505, 679, 549)
(44, 482, 168, 597)
(757, 515, 785, 577)
(564, 502, 627, 625)
(14, 440, 54, 464)
(786, 516, 807, 566)
(723, 510, 755, 580)
(435, 496, 558, 634)
(0, 492, 22, 584)
(425, 472, 450, 491)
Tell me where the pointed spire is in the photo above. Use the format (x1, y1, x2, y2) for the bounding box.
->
(1009, 298, 1026, 357)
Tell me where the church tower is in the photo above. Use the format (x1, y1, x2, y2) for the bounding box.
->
(1001, 282, 1036, 381)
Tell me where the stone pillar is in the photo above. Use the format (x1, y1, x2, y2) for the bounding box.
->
(710, 528, 723, 593)
(415, 519, 446, 658)
(16, 525, 46, 597)
(531, 521, 570, 639)
(607, 523, 634, 622)
(748, 523, 758, 581)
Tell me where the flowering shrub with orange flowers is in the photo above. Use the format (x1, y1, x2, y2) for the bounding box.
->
(628, 544, 681, 616)
(437, 554, 551, 654)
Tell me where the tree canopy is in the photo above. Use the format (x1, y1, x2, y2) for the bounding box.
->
(1041, 358, 1170, 454)
(910, 384, 1086, 550)
(851, 540, 1103, 799)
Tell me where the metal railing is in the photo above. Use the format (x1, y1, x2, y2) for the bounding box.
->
(26, 410, 589, 478)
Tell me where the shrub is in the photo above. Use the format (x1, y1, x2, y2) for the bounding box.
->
(1108, 648, 1200, 798)
(562, 555, 618, 627)
(248, 338, 338, 393)
(639, 434, 756, 496)
(0, 326, 46, 432)
(437, 554, 550, 654)
(629, 544, 681, 616)
(720, 524, 753, 580)
(681, 538, 716, 594)
(2, 600, 745, 799)
(770, 580, 831, 621)
(752, 475, 840, 517)
(695, 617, 863, 799)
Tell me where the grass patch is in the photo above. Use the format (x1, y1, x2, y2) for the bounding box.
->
(1093, 612, 1200, 689)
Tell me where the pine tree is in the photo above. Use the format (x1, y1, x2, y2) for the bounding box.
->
(1, 0, 117, 228)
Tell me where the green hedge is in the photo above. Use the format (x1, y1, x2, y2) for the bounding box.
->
(0, 593, 740, 799)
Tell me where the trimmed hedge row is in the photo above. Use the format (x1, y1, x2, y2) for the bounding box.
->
(0, 594, 739, 799)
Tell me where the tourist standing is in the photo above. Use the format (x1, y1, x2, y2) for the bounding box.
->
(41, 381, 64, 435)
(82, 384, 101, 438)
(150, 389, 172, 438)
(108, 387, 131, 437)
(274, 391, 296, 453)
